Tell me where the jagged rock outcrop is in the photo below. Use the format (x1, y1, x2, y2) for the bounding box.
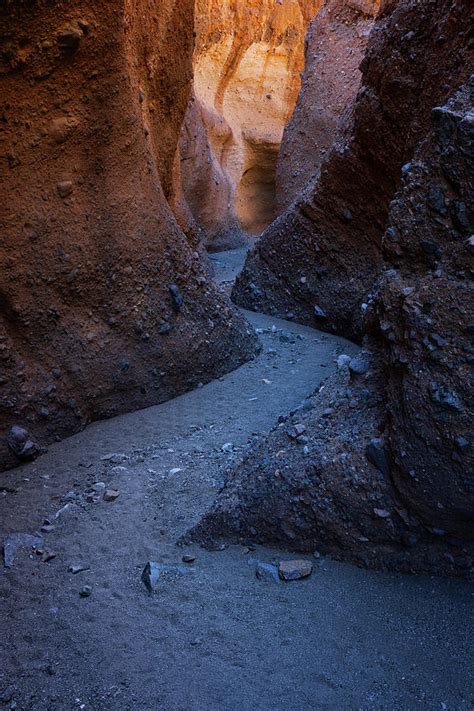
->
(233, 0, 472, 340)
(372, 78, 473, 543)
(180, 0, 323, 249)
(185, 15, 473, 577)
(0, 1, 257, 471)
(277, 0, 379, 211)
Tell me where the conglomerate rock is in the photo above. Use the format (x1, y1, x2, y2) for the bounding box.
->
(371, 78, 473, 543)
(0, 1, 257, 471)
(185, 15, 473, 577)
(233, 0, 472, 340)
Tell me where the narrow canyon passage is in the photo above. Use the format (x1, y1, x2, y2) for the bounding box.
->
(1, 0, 473, 708)
(0, 250, 472, 710)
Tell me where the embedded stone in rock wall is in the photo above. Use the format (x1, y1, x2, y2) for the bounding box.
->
(0, 0, 257, 471)
(233, 0, 473, 340)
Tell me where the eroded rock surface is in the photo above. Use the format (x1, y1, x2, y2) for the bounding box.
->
(0, 1, 257, 471)
(233, 0, 472, 339)
(180, 0, 323, 249)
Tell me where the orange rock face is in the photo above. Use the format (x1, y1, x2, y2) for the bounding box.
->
(180, 0, 323, 249)
(0, 0, 257, 470)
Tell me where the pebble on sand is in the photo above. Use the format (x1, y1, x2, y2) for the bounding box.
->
(103, 489, 120, 502)
(278, 559, 313, 581)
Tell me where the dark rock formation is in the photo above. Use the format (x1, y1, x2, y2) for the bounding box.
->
(372, 78, 473, 542)
(233, 0, 473, 340)
(185, 15, 473, 577)
(0, 1, 257, 471)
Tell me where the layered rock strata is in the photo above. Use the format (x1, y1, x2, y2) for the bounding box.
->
(180, 0, 323, 249)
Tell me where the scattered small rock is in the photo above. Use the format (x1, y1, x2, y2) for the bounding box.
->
(248, 558, 280, 583)
(103, 489, 120, 502)
(169, 284, 183, 310)
(314, 305, 327, 320)
(337, 354, 352, 370)
(3, 533, 44, 569)
(278, 559, 313, 581)
(349, 358, 369, 376)
(56, 181, 73, 198)
(141, 562, 194, 592)
(41, 524, 55, 533)
(365, 439, 390, 476)
(40, 550, 57, 563)
(79, 585, 92, 598)
(6, 425, 42, 461)
(68, 564, 90, 574)
(373, 508, 391, 519)
(182, 554, 196, 564)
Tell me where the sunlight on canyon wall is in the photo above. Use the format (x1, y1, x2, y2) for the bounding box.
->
(180, 0, 323, 249)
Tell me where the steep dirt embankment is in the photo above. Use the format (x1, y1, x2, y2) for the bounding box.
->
(179, 0, 322, 250)
(186, 2, 473, 577)
(0, 0, 257, 471)
(233, 0, 472, 339)
(277, 0, 379, 211)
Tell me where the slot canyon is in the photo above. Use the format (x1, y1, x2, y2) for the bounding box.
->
(0, 0, 473, 709)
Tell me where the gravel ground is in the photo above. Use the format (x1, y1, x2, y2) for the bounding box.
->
(0, 249, 472, 710)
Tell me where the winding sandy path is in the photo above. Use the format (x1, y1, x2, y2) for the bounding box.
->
(1, 250, 472, 710)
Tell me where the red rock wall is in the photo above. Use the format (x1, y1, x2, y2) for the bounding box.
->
(0, 0, 257, 470)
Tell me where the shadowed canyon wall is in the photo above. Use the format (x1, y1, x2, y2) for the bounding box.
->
(179, 0, 324, 250)
(233, 0, 472, 340)
(186, 0, 473, 577)
(0, 0, 257, 471)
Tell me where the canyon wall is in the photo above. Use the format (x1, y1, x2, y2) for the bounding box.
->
(0, 0, 257, 471)
(179, 0, 323, 250)
(233, 0, 472, 340)
(277, 0, 379, 211)
(186, 1, 473, 576)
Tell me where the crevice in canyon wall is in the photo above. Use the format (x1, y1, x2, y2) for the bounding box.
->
(179, 0, 325, 251)
(233, 0, 472, 341)
(0, 0, 258, 471)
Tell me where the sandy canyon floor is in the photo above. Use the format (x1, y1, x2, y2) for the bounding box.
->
(1, 249, 472, 711)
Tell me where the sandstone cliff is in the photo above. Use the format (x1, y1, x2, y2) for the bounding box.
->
(277, 0, 379, 211)
(180, 0, 323, 249)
